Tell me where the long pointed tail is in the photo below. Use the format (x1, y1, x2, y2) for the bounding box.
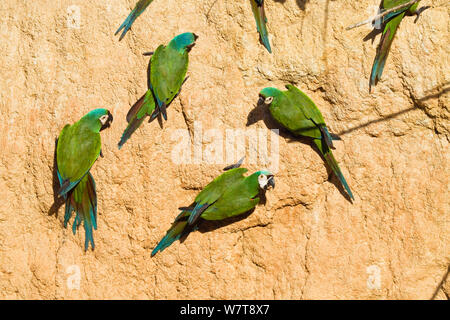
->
(115, 0, 153, 41)
(319, 125, 338, 150)
(151, 211, 194, 257)
(118, 90, 156, 149)
(64, 173, 98, 251)
(314, 139, 354, 200)
(369, 13, 405, 92)
(251, 0, 272, 53)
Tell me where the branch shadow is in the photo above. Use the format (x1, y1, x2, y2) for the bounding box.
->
(431, 264, 450, 300)
(337, 85, 449, 136)
(247, 101, 353, 203)
(337, 107, 416, 136)
(48, 138, 64, 217)
(418, 86, 450, 102)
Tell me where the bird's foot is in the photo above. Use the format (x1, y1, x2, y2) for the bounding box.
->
(414, 6, 430, 23)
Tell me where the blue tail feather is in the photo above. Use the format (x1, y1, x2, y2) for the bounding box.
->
(89, 206, 97, 231)
(260, 33, 272, 54)
(314, 139, 354, 201)
(377, 56, 388, 81)
(380, 9, 406, 25)
(187, 202, 209, 225)
(334, 165, 354, 201)
(89, 175, 97, 230)
(253, 1, 271, 53)
(151, 232, 182, 256)
(321, 126, 336, 149)
(370, 13, 405, 92)
(151, 220, 188, 257)
(83, 217, 95, 251)
(115, 10, 139, 41)
(63, 173, 98, 251)
(64, 198, 73, 228)
(115, 1, 152, 41)
(326, 151, 354, 201)
(58, 179, 81, 198)
(72, 214, 78, 235)
(370, 57, 380, 88)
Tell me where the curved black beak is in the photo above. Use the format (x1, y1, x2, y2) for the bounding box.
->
(257, 95, 265, 106)
(266, 175, 275, 190)
(100, 111, 113, 131)
(187, 34, 198, 52)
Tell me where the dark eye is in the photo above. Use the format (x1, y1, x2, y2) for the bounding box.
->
(99, 115, 109, 124)
(264, 97, 273, 104)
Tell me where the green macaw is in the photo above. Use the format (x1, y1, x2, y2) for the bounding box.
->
(115, 0, 154, 41)
(56, 108, 113, 250)
(118, 32, 197, 149)
(250, 0, 272, 53)
(151, 163, 275, 256)
(370, 0, 421, 92)
(258, 85, 354, 201)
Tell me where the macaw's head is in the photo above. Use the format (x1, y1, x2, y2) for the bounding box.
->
(255, 170, 275, 190)
(170, 32, 198, 52)
(257, 87, 282, 107)
(82, 108, 113, 132)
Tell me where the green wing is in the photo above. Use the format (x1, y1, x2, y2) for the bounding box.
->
(150, 44, 188, 107)
(383, 0, 417, 9)
(285, 85, 339, 147)
(269, 89, 322, 139)
(185, 168, 248, 225)
(285, 85, 326, 126)
(201, 177, 260, 221)
(195, 168, 248, 205)
(57, 121, 101, 195)
(384, 0, 406, 7)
